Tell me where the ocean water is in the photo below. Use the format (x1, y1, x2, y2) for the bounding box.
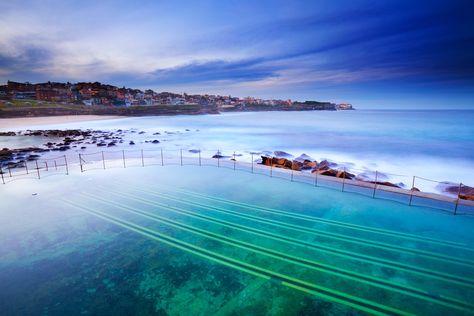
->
(1, 109, 473, 191)
(0, 165, 473, 315)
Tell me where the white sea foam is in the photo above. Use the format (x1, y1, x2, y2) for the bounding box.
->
(1, 110, 473, 193)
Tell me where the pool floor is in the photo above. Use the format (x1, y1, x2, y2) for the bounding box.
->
(0, 165, 473, 315)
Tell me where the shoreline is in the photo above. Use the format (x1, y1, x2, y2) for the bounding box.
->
(0, 127, 473, 201)
(0, 115, 122, 130)
(0, 113, 472, 195)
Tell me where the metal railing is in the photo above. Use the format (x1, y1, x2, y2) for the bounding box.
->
(1, 148, 473, 216)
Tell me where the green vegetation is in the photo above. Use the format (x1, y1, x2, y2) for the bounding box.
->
(0, 99, 218, 118)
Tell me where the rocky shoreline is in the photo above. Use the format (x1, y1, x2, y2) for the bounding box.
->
(259, 154, 473, 201)
(0, 129, 162, 169)
(1, 129, 473, 201)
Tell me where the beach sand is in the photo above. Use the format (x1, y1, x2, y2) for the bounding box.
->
(0, 115, 121, 130)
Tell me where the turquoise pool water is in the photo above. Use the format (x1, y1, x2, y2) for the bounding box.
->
(0, 166, 473, 315)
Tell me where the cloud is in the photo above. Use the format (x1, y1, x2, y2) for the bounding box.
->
(0, 0, 473, 107)
(146, 58, 279, 84)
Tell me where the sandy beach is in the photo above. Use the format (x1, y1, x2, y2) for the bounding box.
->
(0, 115, 121, 130)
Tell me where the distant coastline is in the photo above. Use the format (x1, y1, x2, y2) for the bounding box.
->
(0, 80, 353, 118)
(0, 102, 355, 118)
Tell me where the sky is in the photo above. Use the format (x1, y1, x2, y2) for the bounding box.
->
(1, 0, 473, 109)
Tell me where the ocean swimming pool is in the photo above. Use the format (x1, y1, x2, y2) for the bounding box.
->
(0, 166, 473, 315)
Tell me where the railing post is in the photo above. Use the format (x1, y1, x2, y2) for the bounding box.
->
(8, 165, 12, 177)
(45, 161, 49, 171)
(454, 182, 462, 215)
(341, 167, 346, 192)
(54, 160, 57, 171)
(270, 162, 273, 177)
(1, 168, 4, 184)
(198, 150, 201, 166)
(35, 160, 40, 179)
(314, 170, 318, 187)
(122, 150, 126, 168)
(372, 171, 378, 198)
(25, 162, 29, 174)
(251, 153, 254, 173)
(161, 148, 164, 166)
(233, 151, 236, 170)
(180, 149, 183, 166)
(217, 150, 220, 168)
(141, 149, 144, 167)
(64, 155, 69, 175)
(79, 154, 83, 172)
(102, 151, 106, 169)
(291, 169, 294, 182)
(409, 176, 416, 206)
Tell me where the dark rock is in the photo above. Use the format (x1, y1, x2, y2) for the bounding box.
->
(336, 170, 355, 179)
(0, 148, 14, 161)
(261, 156, 272, 166)
(301, 160, 317, 170)
(291, 161, 303, 171)
(151, 140, 160, 144)
(97, 142, 107, 147)
(459, 194, 474, 201)
(317, 160, 332, 170)
(0, 131, 16, 136)
(368, 181, 401, 188)
(81, 146, 87, 149)
(315, 169, 338, 177)
(411, 187, 420, 192)
(443, 184, 474, 196)
(107, 142, 116, 147)
(129, 141, 135, 145)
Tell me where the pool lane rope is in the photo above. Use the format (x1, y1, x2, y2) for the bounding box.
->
(61, 198, 411, 316)
(149, 184, 470, 250)
(95, 187, 474, 289)
(103, 185, 474, 268)
(78, 191, 474, 312)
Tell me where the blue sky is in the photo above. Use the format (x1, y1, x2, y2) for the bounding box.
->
(0, 0, 473, 108)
